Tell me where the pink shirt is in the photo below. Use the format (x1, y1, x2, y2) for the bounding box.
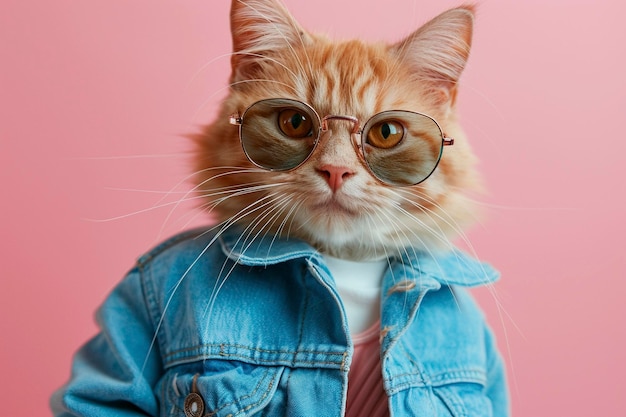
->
(346, 322, 389, 417)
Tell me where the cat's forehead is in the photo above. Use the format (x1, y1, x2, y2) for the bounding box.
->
(268, 40, 418, 117)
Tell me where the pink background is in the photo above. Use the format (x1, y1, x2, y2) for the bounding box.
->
(2, 0, 624, 415)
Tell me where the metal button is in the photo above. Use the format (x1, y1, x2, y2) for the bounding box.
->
(184, 392, 204, 417)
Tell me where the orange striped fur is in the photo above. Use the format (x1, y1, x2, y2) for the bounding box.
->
(192, 0, 482, 260)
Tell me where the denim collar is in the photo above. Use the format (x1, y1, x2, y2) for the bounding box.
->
(218, 228, 499, 288)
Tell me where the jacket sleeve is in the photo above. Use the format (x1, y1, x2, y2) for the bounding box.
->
(484, 322, 511, 416)
(51, 268, 163, 416)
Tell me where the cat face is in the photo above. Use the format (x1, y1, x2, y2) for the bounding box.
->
(193, 0, 482, 260)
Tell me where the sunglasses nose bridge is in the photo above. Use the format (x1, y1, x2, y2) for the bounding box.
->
(315, 115, 367, 174)
(321, 115, 361, 135)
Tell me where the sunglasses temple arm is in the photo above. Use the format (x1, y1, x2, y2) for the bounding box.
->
(443, 136, 454, 146)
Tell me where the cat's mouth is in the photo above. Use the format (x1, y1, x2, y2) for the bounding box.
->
(311, 197, 359, 217)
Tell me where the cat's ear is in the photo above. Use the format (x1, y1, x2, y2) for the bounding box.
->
(230, 0, 310, 82)
(391, 6, 475, 107)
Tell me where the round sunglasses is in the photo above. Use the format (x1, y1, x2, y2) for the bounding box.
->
(229, 98, 453, 186)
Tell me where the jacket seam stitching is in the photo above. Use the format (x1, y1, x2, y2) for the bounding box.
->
(163, 353, 345, 368)
(164, 343, 346, 359)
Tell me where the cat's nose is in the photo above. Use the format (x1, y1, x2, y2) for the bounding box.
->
(317, 164, 355, 193)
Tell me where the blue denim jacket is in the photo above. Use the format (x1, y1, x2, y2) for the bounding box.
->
(52, 227, 509, 416)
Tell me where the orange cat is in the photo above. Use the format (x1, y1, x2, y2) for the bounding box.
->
(52, 2, 509, 416)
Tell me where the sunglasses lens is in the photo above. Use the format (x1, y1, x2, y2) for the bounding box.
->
(240, 99, 319, 171)
(362, 111, 444, 186)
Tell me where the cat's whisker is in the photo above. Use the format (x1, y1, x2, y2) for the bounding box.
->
(392, 188, 470, 251)
(190, 187, 286, 234)
(371, 199, 463, 291)
(367, 206, 421, 313)
(384, 35, 413, 96)
(454, 193, 578, 212)
(78, 158, 208, 224)
(236, 0, 309, 79)
(156, 166, 274, 236)
(281, 196, 307, 242)
(70, 152, 189, 161)
(204, 183, 289, 209)
(362, 214, 395, 278)
(235, 194, 293, 250)
(396, 189, 501, 281)
(88, 167, 278, 227)
(141, 218, 236, 374)
(285, 5, 315, 92)
(168, 201, 212, 232)
(392, 201, 455, 250)
(192, 78, 299, 122)
(384, 197, 473, 310)
(133, 165, 261, 225)
(186, 48, 305, 95)
(233, 52, 301, 80)
(228, 78, 299, 94)
(368, 204, 421, 265)
(186, 51, 234, 91)
(201, 194, 293, 326)
(404, 187, 476, 241)
(272, 196, 299, 239)
(258, 195, 305, 255)
(392, 190, 519, 346)
(103, 187, 192, 195)
(82, 194, 213, 223)
(203, 192, 294, 319)
(169, 182, 285, 232)
(203, 198, 281, 294)
(361, 209, 397, 268)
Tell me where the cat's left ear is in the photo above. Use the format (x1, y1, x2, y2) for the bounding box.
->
(230, 0, 310, 82)
(391, 5, 475, 108)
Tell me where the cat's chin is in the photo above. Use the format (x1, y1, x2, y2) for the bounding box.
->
(285, 200, 454, 260)
(285, 208, 387, 261)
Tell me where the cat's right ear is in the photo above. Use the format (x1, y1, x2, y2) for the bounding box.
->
(230, 0, 310, 82)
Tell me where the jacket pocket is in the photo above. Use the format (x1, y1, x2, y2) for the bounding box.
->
(433, 382, 493, 417)
(160, 360, 284, 417)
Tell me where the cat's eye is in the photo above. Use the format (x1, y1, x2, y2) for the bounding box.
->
(232, 99, 321, 171)
(278, 109, 313, 139)
(230, 98, 453, 186)
(365, 120, 404, 149)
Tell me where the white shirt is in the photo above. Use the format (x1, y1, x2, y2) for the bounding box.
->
(322, 255, 388, 334)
